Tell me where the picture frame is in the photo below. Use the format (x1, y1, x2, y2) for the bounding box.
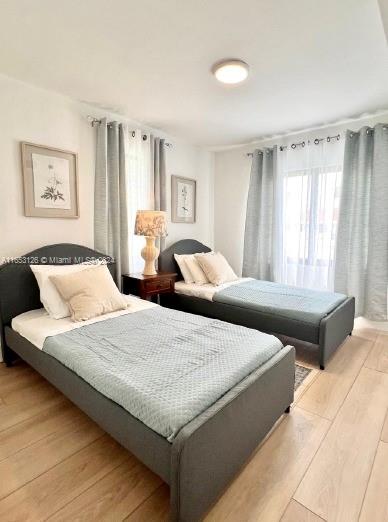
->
(21, 142, 79, 218)
(171, 175, 196, 223)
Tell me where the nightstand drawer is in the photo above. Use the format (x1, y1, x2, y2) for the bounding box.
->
(144, 278, 172, 293)
(122, 271, 177, 302)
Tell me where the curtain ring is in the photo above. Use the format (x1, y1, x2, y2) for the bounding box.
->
(131, 131, 135, 137)
(301, 141, 305, 147)
(142, 134, 147, 141)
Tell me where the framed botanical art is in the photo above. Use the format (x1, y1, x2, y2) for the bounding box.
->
(171, 175, 196, 223)
(21, 142, 79, 218)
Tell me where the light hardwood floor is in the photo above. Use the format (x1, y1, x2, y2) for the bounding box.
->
(0, 328, 387, 522)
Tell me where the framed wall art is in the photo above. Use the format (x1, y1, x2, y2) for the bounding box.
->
(21, 142, 79, 218)
(171, 175, 196, 223)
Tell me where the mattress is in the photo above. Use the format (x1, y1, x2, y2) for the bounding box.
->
(175, 278, 252, 301)
(11, 294, 156, 349)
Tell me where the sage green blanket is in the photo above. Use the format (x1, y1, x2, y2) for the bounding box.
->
(214, 279, 347, 326)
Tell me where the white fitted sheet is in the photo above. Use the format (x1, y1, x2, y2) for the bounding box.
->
(11, 295, 156, 350)
(174, 278, 252, 301)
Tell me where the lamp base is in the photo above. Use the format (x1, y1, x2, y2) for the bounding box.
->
(141, 236, 159, 276)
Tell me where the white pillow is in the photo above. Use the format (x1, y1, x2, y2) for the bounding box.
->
(31, 262, 103, 319)
(195, 252, 238, 285)
(184, 255, 209, 285)
(174, 254, 195, 284)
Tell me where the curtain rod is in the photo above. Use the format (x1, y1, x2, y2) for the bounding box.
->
(87, 116, 172, 148)
(246, 134, 341, 157)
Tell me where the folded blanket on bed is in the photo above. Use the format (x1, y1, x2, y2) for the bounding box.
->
(214, 279, 347, 326)
(43, 306, 282, 440)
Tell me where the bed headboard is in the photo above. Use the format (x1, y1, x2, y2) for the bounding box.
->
(158, 239, 211, 278)
(0, 243, 115, 363)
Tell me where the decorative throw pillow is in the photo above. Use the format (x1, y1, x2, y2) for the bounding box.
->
(185, 254, 209, 285)
(49, 264, 128, 322)
(195, 252, 238, 285)
(174, 254, 195, 284)
(31, 261, 103, 319)
(184, 255, 210, 285)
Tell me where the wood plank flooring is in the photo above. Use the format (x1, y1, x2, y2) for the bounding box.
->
(281, 500, 325, 522)
(364, 332, 388, 373)
(294, 367, 388, 521)
(382, 411, 388, 443)
(0, 327, 387, 521)
(358, 441, 388, 522)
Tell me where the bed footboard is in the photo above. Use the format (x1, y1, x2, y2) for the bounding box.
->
(318, 296, 355, 369)
(170, 345, 295, 522)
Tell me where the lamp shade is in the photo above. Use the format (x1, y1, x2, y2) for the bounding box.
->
(134, 210, 167, 237)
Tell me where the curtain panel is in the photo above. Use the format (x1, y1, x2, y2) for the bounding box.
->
(335, 124, 388, 320)
(94, 119, 129, 285)
(243, 147, 277, 280)
(151, 136, 167, 251)
(95, 124, 166, 279)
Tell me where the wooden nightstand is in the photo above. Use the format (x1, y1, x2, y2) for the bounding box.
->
(122, 271, 178, 301)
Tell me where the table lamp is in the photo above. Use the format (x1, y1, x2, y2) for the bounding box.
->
(134, 210, 167, 275)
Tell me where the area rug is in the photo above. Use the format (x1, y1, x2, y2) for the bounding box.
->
(294, 363, 312, 391)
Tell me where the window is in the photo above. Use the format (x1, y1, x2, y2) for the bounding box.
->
(126, 131, 153, 272)
(276, 140, 343, 290)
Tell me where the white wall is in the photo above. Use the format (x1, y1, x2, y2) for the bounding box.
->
(165, 139, 214, 249)
(0, 73, 214, 262)
(214, 112, 388, 275)
(0, 74, 95, 259)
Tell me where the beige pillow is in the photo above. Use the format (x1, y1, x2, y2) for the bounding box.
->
(49, 265, 128, 322)
(31, 261, 104, 319)
(184, 255, 209, 285)
(195, 252, 238, 285)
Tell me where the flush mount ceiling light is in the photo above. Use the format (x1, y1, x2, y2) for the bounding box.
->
(212, 59, 249, 84)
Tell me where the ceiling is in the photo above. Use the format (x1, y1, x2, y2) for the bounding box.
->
(0, 0, 387, 148)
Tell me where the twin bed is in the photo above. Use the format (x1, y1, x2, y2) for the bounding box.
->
(0, 243, 295, 522)
(159, 239, 355, 370)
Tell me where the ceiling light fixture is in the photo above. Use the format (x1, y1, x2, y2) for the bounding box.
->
(212, 59, 249, 84)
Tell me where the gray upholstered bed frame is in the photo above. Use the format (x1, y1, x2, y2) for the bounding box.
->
(159, 239, 355, 370)
(0, 244, 295, 522)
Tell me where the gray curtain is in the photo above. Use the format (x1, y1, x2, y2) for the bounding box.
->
(151, 136, 167, 251)
(94, 118, 129, 285)
(243, 147, 277, 280)
(334, 124, 388, 320)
